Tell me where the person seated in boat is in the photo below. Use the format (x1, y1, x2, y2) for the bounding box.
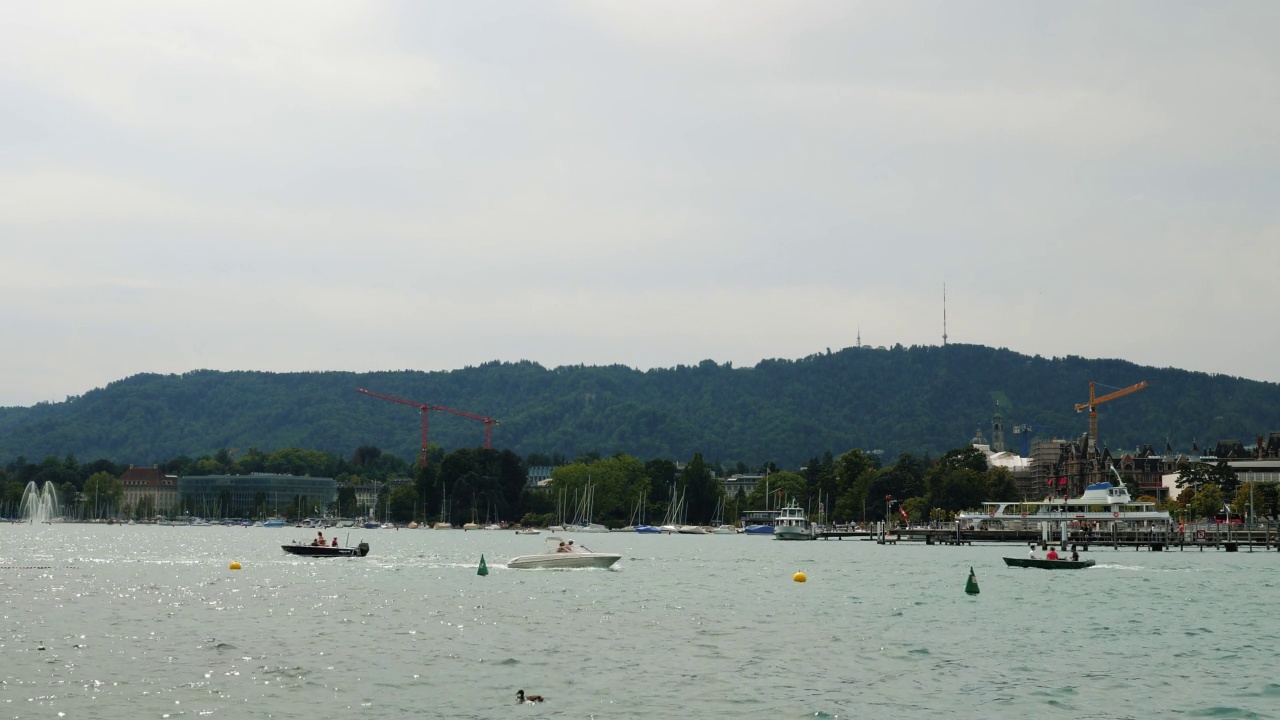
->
(1070, 549, 1079, 562)
(313, 531, 325, 546)
(556, 541, 570, 553)
(1028, 544, 1036, 560)
(332, 537, 339, 547)
(1045, 547, 1059, 560)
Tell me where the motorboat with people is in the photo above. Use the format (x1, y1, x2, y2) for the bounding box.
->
(1004, 556, 1095, 569)
(507, 536, 621, 569)
(282, 540, 370, 557)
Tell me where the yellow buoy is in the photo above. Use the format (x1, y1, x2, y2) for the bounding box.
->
(793, 571, 807, 583)
(229, 561, 242, 570)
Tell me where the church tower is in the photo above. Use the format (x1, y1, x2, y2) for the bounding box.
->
(991, 402, 1005, 453)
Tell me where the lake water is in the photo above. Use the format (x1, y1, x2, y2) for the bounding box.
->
(2, 525, 1278, 719)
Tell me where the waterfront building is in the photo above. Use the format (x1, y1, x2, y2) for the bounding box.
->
(527, 465, 553, 487)
(721, 474, 763, 500)
(119, 466, 179, 518)
(1161, 431, 1280, 506)
(983, 434, 1167, 501)
(179, 474, 336, 519)
(971, 436, 1036, 498)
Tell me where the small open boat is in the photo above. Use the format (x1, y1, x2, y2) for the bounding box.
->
(1003, 557, 1095, 569)
(282, 542, 370, 557)
(508, 536, 620, 569)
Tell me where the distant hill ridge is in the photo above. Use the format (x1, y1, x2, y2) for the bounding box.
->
(1, 344, 1276, 467)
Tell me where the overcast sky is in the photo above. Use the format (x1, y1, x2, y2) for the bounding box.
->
(3, 1, 1278, 407)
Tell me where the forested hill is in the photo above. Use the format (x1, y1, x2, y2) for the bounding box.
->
(0, 344, 1277, 468)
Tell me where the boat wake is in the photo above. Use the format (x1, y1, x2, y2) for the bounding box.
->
(1090, 561, 1140, 568)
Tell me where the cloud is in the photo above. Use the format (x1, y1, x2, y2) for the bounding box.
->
(4, 3, 440, 140)
(1, 1, 1278, 407)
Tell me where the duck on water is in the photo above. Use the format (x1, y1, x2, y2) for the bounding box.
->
(516, 690, 543, 704)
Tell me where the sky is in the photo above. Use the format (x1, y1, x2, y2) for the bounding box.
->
(2, 1, 1278, 407)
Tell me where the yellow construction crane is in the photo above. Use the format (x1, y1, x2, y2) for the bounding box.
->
(1074, 381, 1148, 447)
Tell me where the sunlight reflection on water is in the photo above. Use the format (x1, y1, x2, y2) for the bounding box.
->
(1, 525, 1276, 719)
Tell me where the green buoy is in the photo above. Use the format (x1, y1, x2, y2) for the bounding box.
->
(478, 554, 489, 576)
(964, 566, 979, 595)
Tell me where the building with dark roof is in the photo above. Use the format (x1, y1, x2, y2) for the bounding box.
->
(119, 466, 179, 518)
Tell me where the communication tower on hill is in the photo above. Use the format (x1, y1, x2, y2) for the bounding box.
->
(942, 283, 948, 346)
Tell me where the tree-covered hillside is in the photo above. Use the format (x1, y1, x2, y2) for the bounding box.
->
(0, 344, 1276, 467)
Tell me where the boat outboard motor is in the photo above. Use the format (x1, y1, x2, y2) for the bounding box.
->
(357, 542, 370, 557)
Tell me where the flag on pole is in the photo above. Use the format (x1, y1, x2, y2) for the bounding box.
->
(899, 506, 909, 521)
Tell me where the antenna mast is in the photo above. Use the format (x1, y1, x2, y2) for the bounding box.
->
(942, 283, 948, 346)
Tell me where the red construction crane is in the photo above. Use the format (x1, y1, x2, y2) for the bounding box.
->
(431, 403, 501, 449)
(356, 389, 502, 461)
(356, 388, 432, 466)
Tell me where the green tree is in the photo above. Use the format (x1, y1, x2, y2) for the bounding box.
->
(1175, 462, 1213, 493)
(82, 471, 123, 519)
(746, 471, 807, 512)
(901, 496, 930, 524)
(681, 453, 721, 525)
(1231, 482, 1268, 523)
(1212, 461, 1240, 496)
(389, 482, 418, 523)
(1189, 485, 1224, 521)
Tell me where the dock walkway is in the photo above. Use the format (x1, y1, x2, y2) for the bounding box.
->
(820, 526, 1280, 552)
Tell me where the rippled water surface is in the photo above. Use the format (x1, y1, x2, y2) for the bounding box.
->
(3, 525, 1278, 719)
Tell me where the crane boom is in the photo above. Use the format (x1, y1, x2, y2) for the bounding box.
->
(356, 388, 501, 457)
(1073, 381, 1148, 447)
(356, 388, 431, 465)
(430, 404, 501, 449)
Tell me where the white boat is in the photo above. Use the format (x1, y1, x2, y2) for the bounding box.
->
(957, 474, 1172, 528)
(677, 525, 708, 534)
(507, 536, 622, 569)
(773, 500, 816, 540)
(709, 497, 736, 533)
(563, 479, 608, 532)
(656, 485, 687, 535)
(514, 528, 542, 535)
(432, 522, 453, 530)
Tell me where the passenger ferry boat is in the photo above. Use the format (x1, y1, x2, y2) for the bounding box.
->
(773, 500, 816, 540)
(957, 478, 1171, 528)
